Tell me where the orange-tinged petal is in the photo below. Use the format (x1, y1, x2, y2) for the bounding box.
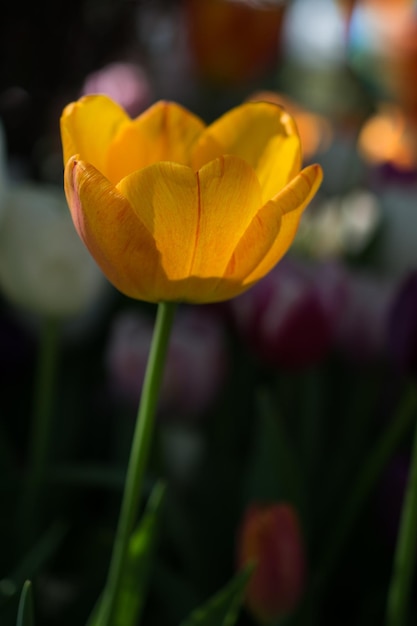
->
(116, 155, 263, 283)
(106, 101, 206, 184)
(60, 95, 130, 177)
(64, 156, 174, 302)
(190, 156, 264, 278)
(60, 95, 324, 305)
(209, 201, 283, 302)
(116, 161, 198, 283)
(244, 164, 323, 285)
(191, 101, 302, 194)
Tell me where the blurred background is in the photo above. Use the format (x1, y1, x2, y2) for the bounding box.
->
(1, 0, 417, 625)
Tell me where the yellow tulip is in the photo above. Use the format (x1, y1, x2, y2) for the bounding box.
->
(60, 95, 322, 304)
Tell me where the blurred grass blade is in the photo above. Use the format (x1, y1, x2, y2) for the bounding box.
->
(0, 523, 67, 610)
(179, 565, 253, 626)
(16, 581, 34, 626)
(87, 481, 166, 626)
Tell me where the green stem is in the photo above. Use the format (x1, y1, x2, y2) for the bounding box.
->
(20, 317, 60, 552)
(100, 301, 176, 626)
(386, 391, 417, 626)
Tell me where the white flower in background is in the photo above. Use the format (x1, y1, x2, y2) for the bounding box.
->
(283, 0, 346, 70)
(296, 189, 381, 259)
(0, 184, 106, 317)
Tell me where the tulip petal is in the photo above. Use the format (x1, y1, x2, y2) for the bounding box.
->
(191, 101, 302, 197)
(60, 95, 130, 177)
(255, 133, 302, 204)
(117, 162, 198, 283)
(117, 155, 263, 284)
(106, 101, 206, 184)
(191, 156, 264, 277)
(64, 156, 173, 302)
(223, 201, 283, 282)
(244, 164, 323, 285)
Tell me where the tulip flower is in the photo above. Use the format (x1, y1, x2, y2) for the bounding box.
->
(230, 257, 346, 369)
(60, 95, 322, 304)
(248, 90, 333, 161)
(237, 502, 306, 623)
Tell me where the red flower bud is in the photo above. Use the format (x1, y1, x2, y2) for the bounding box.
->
(236, 503, 306, 623)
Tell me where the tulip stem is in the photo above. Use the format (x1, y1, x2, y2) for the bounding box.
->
(386, 393, 417, 626)
(20, 317, 60, 553)
(100, 301, 176, 626)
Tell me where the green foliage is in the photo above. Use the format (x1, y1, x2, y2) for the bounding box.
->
(0, 523, 66, 615)
(16, 581, 34, 626)
(87, 481, 166, 626)
(179, 566, 253, 626)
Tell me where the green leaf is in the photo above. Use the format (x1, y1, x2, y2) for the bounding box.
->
(179, 565, 253, 626)
(86, 481, 166, 626)
(16, 581, 34, 626)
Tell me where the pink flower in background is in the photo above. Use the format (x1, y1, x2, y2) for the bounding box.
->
(236, 502, 306, 623)
(106, 306, 228, 417)
(81, 62, 153, 117)
(230, 257, 346, 369)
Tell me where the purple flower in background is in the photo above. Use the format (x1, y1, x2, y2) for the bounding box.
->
(106, 306, 228, 417)
(387, 270, 417, 375)
(229, 257, 346, 369)
(81, 62, 153, 117)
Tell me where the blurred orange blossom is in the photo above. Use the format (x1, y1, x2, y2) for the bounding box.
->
(183, 0, 285, 86)
(237, 503, 306, 623)
(60, 95, 322, 304)
(358, 102, 417, 169)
